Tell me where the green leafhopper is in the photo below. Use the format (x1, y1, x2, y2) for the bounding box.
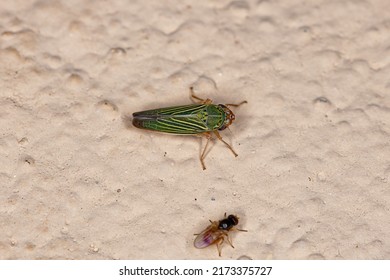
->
(132, 87, 247, 170)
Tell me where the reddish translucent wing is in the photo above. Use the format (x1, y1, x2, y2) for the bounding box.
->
(194, 228, 216, 248)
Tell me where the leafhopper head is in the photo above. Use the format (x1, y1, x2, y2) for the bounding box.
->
(218, 104, 236, 131)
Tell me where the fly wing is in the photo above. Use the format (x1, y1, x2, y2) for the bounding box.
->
(194, 226, 221, 248)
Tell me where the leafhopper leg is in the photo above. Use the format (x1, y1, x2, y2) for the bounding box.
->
(213, 131, 238, 157)
(225, 100, 248, 107)
(190, 87, 213, 105)
(200, 132, 212, 170)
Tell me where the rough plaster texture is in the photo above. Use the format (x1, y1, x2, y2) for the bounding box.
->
(1, 0, 389, 259)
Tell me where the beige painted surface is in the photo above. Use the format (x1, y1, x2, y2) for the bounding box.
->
(1, 0, 389, 259)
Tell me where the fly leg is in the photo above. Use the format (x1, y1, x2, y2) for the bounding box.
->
(215, 237, 225, 257)
(225, 233, 235, 249)
(190, 87, 213, 105)
(213, 131, 238, 157)
(199, 132, 212, 170)
(231, 226, 248, 232)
